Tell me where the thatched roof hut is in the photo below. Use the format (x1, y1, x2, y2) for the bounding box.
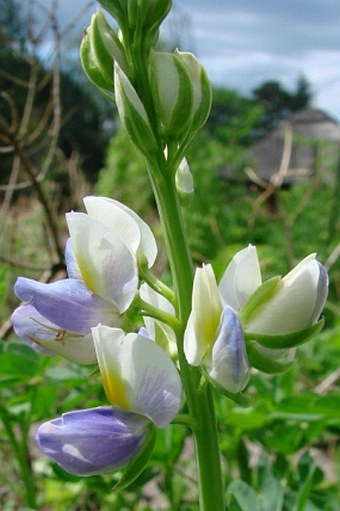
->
(249, 108, 340, 184)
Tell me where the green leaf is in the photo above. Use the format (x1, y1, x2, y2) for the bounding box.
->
(227, 480, 261, 511)
(0, 343, 39, 382)
(112, 423, 156, 493)
(271, 393, 340, 424)
(257, 453, 284, 511)
(245, 318, 325, 349)
(293, 452, 316, 511)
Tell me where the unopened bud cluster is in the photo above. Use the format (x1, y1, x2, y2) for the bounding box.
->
(80, 0, 212, 158)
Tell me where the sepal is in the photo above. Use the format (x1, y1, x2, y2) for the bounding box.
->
(114, 64, 157, 156)
(113, 422, 156, 492)
(246, 340, 296, 374)
(239, 276, 281, 325)
(245, 317, 325, 349)
(204, 373, 253, 407)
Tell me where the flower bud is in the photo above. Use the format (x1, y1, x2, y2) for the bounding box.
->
(243, 254, 328, 336)
(126, 0, 170, 30)
(220, 247, 328, 350)
(80, 11, 127, 101)
(174, 50, 212, 133)
(150, 50, 193, 138)
(139, 0, 172, 30)
(175, 158, 194, 206)
(206, 307, 250, 393)
(98, 0, 171, 51)
(98, 0, 125, 26)
(114, 63, 157, 156)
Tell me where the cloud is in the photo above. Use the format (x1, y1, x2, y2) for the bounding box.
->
(170, 0, 340, 119)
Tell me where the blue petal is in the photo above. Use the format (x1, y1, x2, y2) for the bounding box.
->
(36, 407, 148, 476)
(11, 303, 97, 364)
(65, 239, 82, 279)
(11, 304, 54, 355)
(14, 277, 114, 335)
(313, 262, 329, 322)
(208, 306, 251, 393)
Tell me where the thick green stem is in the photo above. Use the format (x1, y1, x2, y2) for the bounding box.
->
(127, 31, 225, 510)
(148, 167, 225, 510)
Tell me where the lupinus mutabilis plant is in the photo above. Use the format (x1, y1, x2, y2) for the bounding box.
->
(11, 1, 329, 509)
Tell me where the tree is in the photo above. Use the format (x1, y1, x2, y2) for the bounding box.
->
(252, 76, 313, 135)
(0, 0, 27, 50)
(205, 87, 263, 146)
(0, 0, 113, 185)
(291, 75, 313, 111)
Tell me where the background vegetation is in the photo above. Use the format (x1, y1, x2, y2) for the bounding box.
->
(0, 1, 339, 510)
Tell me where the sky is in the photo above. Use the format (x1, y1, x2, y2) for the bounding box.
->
(37, 0, 340, 120)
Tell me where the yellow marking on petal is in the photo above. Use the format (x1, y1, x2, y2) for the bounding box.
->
(76, 255, 96, 293)
(101, 369, 130, 410)
(202, 314, 220, 350)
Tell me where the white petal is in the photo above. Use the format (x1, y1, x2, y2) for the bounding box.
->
(219, 245, 262, 310)
(184, 264, 222, 365)
(92, 325, 182, 427)
(140, 283, 176, 355)
(39, 332, 97, 365)
(246, 254, 324, 334)
(66, 213, 138, 312)
(83, 196, 141, 256)
(85, 196, 157, 267)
